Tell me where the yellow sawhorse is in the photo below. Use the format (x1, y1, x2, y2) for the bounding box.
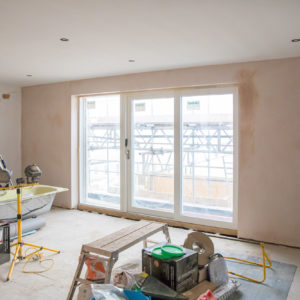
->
(224, 242, 272, 283)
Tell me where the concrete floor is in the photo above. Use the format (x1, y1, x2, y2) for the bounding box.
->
(0, 207, 299, 300)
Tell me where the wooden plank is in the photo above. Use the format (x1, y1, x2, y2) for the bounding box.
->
(83, 245, 112, 257)
(84, 220, 152, 251)
(102, 222, 164, 250)
(102, 222, 164, 251)
(103, 222, 167, 253)
(85, 222, 165, 255)
(83, 224, 166, 257)
(78, 203, 237, 236)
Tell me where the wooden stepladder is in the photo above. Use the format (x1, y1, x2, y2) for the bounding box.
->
(67, 220, 171, 300)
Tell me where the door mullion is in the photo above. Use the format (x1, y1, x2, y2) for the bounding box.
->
(126, 95, 133, 213)
(79, 97, 87, 204)
(120, 94, 127, 212)
(174, 92, 182, 219)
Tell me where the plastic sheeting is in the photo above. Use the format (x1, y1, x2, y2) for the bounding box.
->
(9, 216, 46, 237)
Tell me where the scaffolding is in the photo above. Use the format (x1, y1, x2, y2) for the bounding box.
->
(86, 120, 233, 207)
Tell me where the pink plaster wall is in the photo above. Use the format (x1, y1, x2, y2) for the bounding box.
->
(21, 57, 300, 247)
(0, 85, 22, 181)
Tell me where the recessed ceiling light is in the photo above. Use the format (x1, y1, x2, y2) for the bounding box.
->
(128, 59, 135, 63)
(291, 38, 300, 43)
(26, 74, 32, 77)
(60, 37, 69, 42)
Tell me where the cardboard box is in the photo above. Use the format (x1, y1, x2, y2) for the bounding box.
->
(0, 223, 10, 265)
(198, 265, 208, 283)
(182, 280, 216, 300)
(142, 243, 198, 293)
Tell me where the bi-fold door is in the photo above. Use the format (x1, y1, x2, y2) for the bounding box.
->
(126, 91, 176, 218)
(80, 87, 238, 229)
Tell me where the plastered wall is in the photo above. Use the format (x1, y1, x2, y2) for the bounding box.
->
(22, 57, 300, 247)
(0, 85, 21, 181)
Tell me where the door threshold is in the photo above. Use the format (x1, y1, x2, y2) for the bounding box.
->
(78, 203, 237, 236)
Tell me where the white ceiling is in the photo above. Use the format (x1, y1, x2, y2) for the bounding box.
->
(0, 0, 299, 87)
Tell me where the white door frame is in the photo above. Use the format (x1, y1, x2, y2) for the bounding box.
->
(80, 86, 238, 230)
(126, 90, 176, 219)
(175, 86, 238, 230)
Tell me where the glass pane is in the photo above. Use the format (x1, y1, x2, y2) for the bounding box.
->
(182, 94, 233, 222)
(132, 98, 174, 213)
(83, 95, 120, 209)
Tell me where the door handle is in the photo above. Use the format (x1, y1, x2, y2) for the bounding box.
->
(126, 149, 130, 160)
(125, 138, 130, 159)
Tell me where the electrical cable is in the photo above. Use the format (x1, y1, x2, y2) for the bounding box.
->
(22, 247, 55, 274)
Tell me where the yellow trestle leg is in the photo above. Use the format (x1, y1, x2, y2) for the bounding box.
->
(17, 187, 23, 259)
(224, 243, 272, 283)
(7, 244, 20, 281)
(3, 183, 60, 281)
(23, 242, 60, 254)
(24, 249, 40, 259)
